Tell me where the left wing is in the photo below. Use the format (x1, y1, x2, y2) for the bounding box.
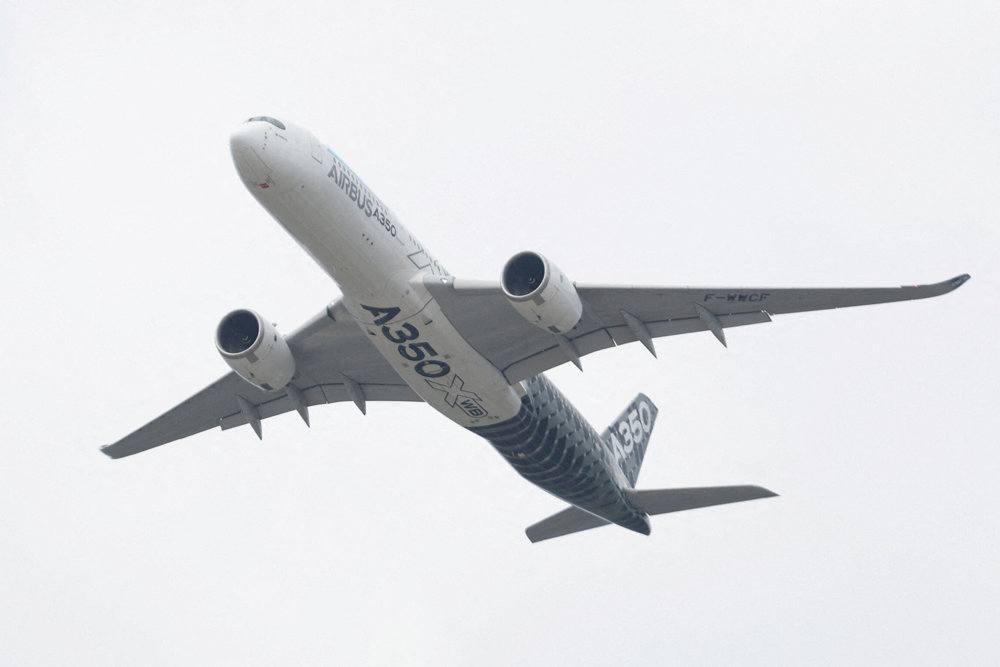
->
(101, 300, 420, 459)
(423, 273, 970, 383)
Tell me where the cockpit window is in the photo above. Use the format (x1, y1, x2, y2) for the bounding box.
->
(247, 116, 286, 130)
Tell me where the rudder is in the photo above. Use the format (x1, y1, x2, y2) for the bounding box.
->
(600, 393, 658, 487)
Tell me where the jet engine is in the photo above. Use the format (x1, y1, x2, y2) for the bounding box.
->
(216, 309, 296, 391)
(501, 251, 583, 334)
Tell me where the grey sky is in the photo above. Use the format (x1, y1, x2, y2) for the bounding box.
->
(2, 1, 997, 664)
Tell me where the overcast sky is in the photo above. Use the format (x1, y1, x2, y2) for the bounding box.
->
(2, 1, 997, 664)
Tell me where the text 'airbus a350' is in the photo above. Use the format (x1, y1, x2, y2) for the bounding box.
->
(101, 116, 969, 542)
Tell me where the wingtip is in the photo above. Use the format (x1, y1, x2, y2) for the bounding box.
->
(938, 273, 971, 293)
(911, 273, 970, 295)
(754, 485, 780, 499)
(99, 444, 121, 459)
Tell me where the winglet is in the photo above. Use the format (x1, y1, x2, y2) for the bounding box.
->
(946, 274, 971, 290)
(908, 273, 970, 296)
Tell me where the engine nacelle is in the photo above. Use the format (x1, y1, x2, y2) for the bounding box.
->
(216, 309, 296, 392)
(501, 251, 583, 334)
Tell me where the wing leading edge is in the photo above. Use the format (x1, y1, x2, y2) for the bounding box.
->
(424, 273, 970, 383)
(100, 300, 420, 459)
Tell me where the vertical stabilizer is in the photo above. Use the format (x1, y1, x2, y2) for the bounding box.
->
(600, 393, 659, 487)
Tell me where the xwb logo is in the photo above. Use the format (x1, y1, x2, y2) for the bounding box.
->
(426, 374, 489, 418)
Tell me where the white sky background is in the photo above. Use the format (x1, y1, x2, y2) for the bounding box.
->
(1, 1, 997, 664)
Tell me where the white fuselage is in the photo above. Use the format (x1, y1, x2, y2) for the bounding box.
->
(230, 119, 523, 428)
(229, 117, 652, 536)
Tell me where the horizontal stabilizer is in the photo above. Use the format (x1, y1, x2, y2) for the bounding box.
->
(525, 506, 610, 543)
(525, 485, 777, 542)
(625, 485, 777, 515)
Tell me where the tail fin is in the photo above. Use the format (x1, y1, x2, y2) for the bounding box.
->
(600, 393, 658, 487)
(525, 486, 777, 543)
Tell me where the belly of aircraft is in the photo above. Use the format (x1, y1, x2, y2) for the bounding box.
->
(344, 288, 525, 428)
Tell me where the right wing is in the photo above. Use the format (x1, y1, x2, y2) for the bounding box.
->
(425, 273, 970, 384)
(101, 300, 420, 459)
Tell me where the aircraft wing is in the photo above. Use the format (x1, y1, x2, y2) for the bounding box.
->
(423, 273, 970, 384)
(101, 300, 420, 459)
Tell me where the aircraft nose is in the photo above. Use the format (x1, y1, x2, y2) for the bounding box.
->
(230, 122, 273, 189)
(231, 116, 287, 153)
(230, 122, 266, 160)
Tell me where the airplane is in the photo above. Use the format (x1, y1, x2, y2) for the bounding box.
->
(100, 116, 970, 542)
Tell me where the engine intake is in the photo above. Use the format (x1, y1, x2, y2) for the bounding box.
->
(216, 309, 296, 391)
(501, 251, 582, 334)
